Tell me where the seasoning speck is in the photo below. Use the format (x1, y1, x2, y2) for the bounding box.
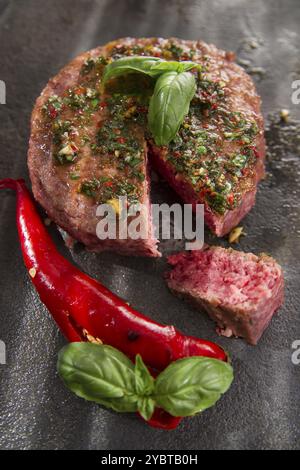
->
(128, 330, 139, 341)
(107, 198, 121, 215)
(44, 218, 51, 226)
(280, 109, 290, 122)
(229, 226, 245, 244)
(29, 268, 37, 278)
(83, 328, 102, 344)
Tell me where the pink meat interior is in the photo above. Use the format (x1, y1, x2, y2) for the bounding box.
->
(167, 248, 282, 308)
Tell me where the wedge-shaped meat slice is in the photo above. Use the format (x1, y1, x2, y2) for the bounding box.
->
(149, 39, 265, 236)
(165, 246, 284, 344)
(28, 43, 160, 256)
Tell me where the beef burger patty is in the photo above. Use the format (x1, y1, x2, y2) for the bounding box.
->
(28, 37, 265, 255)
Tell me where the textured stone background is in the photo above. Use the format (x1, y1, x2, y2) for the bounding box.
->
(0, 0, 300, 450)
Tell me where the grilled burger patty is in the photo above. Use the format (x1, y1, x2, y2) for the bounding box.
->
(28, 37, 265, 254)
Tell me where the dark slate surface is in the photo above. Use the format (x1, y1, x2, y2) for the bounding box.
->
(0, 0, 300, 450)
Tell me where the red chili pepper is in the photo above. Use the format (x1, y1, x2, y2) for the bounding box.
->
(0, 178, 227, 429)
(117, 137, 126, 144)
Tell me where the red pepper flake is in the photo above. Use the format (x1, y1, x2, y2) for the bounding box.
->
(74, 87, 86, 95)
(117, 137, 126, 144)
(48, 105, 58, 119)
(104, 181, 114, 188)
(227, 193, 234, 205)
(137, 106, 147, 114)
(100, 101, 108, 108)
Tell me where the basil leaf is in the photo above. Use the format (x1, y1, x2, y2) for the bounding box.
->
(58, 344, 233, 422)
(154, 357, 234, 417)
(134, 354, 154, 395)
(57, 343, 139, 413)
(150, 60, 201, 73)
(102, 56, 162, 84)
(137, 397, 155, 421)
(148, 71, 196, 146)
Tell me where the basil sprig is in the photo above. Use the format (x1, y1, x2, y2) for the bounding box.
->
(102, 56, 201, 146)
(58, 343, 233, 421)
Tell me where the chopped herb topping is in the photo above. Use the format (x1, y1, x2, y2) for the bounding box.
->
(80, 55, 108, 75)
(43, 39, 260, 214)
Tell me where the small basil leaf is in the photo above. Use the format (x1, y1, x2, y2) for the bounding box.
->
(137, 397, 156, 421)
(134, 354, 154, 395)
(148, 71, 196, 146)
(102, 56, 162, 84)
(154, 357, 234, 417)
(57, 343, 139, 413)
(150, 60, 201, 73)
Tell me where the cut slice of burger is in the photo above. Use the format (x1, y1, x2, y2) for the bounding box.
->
(28, 37, 265, 256)
(165, 246, 284, 344)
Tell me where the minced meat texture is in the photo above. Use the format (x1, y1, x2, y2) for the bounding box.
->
(166, 246, 284, 344)
(28, 37, 265, 254)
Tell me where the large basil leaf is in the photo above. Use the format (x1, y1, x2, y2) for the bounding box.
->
(154, 357, 234, 417)
(103, 57, 200, 85)
(102, 56, 162, 84)
(150, 60, 200, 74)
(57, 343, 139, 413)
(148, 71, 196, 146)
